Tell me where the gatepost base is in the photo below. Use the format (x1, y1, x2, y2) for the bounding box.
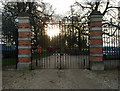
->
(17, 62, 31, 70)
(90, 62, 104, 70)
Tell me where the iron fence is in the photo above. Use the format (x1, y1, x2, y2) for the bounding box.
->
(1, 28, 18, 70)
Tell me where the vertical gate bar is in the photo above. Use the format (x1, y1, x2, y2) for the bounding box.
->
(59, 21, 60, 69)
(5, 30, 6, 68)
(60, 23, 61, 69)
(108, 24, 111, 68)
(55, 23, 57, 69)
(83, 36, 85, 69)
(43, 26, 45, 69)
(66, 24, 67, 69)
(10, 32, 11, 67)
(114, 27, 116, 61)
(54, 24, 56, 69)
(45, 26, 47, 69)
(46, 29, 48, 69)
(80, 27, 82, 69)
(56, 23, 58, 69)
(4, 30, 5, 68)
(61, 22, 62, 69)
(103, 24, 104, 67)
(83, 24, 87, 69)
(88, 17, 90, 69)
(49, 28, 51, 69)
(74, 22, 76, 69)
(115, 25, 117, 66)
(110, 21, 112, 68)
(31, 26, 33, 70)
(50, 25, 52, 68)
(87, 34, 90, 69)
(8, 30, 10, 67)
(16, 29, 18, 69)
(36, 52, 38, 66)
(74, 21, 76, 69)
(82, 35, 83, 69)
(57, 23, 59, 69)
(76, 22, 78, 69)
(65, 24, 66, 69)
(104, 26, 106, 68)
(65, 23, 68, 69)
(60, 22, 61, 69)
(70, 19, 72, 69)
(117, 25, 119, 67)
(65, 23, 66, 69)
(73, 22, 74, 69)
(69, 24, 71, 69)
(8, 29, 11, 66)
(86, 25, 88, 69)
(68, 25, 70, 68)
(44, 26, 46, 69)
(77, 22, 79, 69)
(115, 27, 116, 67)
(8, 31, 9, 67)
(63, 22, 65, 69)
(106, 26, 108, 68)
(48, 25, 51, 69)
(83, 31, 85, 69)
(58, 22, 59, 69)
(75, 21, 77, 69)
(107, 24, 108, 66)
(77, 28, 79, 69)
(118, 23, 120, 69)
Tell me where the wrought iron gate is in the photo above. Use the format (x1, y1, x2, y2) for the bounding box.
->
(31, 20, 90, 69)
(1, 20, 18, 69)
(102, 21, 120, 69)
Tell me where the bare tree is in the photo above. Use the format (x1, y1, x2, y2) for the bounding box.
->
(1, 1, 54, 47)
(67, 0, 120, 36)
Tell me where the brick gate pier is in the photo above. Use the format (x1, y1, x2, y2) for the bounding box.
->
(89, 10, 104, 70)
(17, 13, 31, 70)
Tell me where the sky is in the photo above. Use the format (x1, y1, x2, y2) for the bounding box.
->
(42, 0, 120, 16)
(42, 0, 76, 15)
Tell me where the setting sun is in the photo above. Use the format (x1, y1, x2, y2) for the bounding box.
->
(46, 24, 60, 38)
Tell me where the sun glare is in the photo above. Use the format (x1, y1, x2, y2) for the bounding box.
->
(46, 24, 60, 38)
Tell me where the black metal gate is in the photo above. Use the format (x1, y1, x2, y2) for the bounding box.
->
(31, 20, 90, 69)
(1, 16, 18, 69)
(102, 21, 120, 69)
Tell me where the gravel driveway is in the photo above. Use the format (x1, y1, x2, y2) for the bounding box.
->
(2, 68, 118, 89)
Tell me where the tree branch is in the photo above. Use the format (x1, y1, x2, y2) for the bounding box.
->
(74, 1, 91, 9)
(102, 23, 120, 36)
(102, 23, 120, 30)
(102, 0, 109, 16)
(72, 25, 89, 36)
(102, 28, 117, 37)
(95, 1, 100, 11)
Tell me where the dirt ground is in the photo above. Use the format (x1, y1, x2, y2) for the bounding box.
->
(2, 68, 119, 89)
